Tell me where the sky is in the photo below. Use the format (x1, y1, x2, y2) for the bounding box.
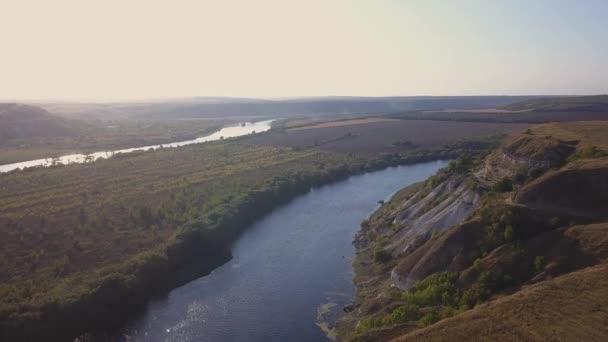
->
(1, 0, 607, 100)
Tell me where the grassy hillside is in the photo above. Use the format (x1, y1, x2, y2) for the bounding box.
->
(339, 121, 608, 341)
(394, 259, 608, 342)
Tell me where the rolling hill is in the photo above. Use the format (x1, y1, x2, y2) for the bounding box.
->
(0, 103, 73, 144)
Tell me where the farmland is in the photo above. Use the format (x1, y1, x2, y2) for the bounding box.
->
(247, 119, 528, 153)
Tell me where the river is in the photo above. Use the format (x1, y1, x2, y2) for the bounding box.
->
(104, 160, 448, 342)
(0, 120, 273, 173)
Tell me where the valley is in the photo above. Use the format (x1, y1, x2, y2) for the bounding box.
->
(1, 95, 607, 341)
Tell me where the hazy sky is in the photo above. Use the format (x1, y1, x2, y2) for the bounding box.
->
(1, 0, 607, 100)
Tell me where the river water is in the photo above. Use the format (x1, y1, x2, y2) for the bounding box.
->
(108, 160, 448, 342)
(0, 120, 273, 173)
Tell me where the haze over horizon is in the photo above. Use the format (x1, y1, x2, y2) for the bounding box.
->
(2, 0, 607, 101)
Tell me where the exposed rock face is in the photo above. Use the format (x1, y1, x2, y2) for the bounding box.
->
(384, 176, 481, 289)
(390, 178, 480, 254)
(391, 221, 485, 290)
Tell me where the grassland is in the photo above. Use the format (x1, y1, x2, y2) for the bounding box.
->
(394, 260, 608, 342)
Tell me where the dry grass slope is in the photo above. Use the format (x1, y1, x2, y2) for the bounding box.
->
(393, 261, 608, 342)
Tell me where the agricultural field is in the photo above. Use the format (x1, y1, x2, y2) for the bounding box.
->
(247, 119, 529, 154)
(0, 142, 345, 285)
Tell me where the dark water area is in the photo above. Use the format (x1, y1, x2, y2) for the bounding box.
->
(109, 160, 448, 342)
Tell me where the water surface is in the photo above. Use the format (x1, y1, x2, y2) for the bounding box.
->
(0, 120, 272, 173)
(113, 160, 448, 342)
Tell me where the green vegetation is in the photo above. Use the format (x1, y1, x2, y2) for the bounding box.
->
(503, 224, 514, 242)
(534, 256, 546, 273)
(419, 310, 441, 327)
(355, 303, 421, 334)
(569, 145, 605, 161)
(402, 272, 459, 307)
(373, 244, 392, 263)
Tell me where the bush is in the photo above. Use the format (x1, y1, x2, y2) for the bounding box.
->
(355, 317, 384, 334)
(403, 272, 458, 307)
(534, 255, 546, 273)
(572, 145, 604, 159)
(459, 287, 483, 309)
(386, 303, 420, 324)
(373, 245, 392, 263)
(419, 310, 440, 327)
(503, 224, 514, 242)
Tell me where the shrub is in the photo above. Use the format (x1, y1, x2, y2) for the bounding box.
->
(373, 245, 392, 263)
(534, 255, 546, 273)
(386, 303, 420, 324)
(419, 310, 440, 327)
(503, 224, 514, 242)
(459, 287, 483, 309)
(403, 272, 459, 307)
(572, 145, 604, 159)
(355, 317, 384, 334)
(473, 258, 482, 271)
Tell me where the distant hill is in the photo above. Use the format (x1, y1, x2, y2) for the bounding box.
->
(504, 95, 608, 112)
(36, 96, 538, 120)
(0, 103, 73, 144)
